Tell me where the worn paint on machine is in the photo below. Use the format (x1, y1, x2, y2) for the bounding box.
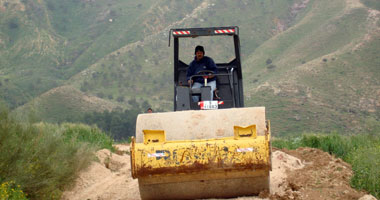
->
(131, 124, 271, 179)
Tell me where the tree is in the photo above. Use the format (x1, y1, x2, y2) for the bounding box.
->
(128, 98, 139, 108)
(96, 92, 105, 98)
(141, 100, 151, 110)
(117, 96, 125, 102)
(266, 58, 272, 65)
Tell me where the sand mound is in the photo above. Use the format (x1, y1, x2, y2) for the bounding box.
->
(270, 150, 305, 196)
(62, 147, 140, 200)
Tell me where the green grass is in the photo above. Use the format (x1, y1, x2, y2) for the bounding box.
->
(348, 145, 380, 198)
(272, 133, 380, 198)
(0, 108, 114, 199)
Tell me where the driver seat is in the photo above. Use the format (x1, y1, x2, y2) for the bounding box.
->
(191, 86, 212, 101)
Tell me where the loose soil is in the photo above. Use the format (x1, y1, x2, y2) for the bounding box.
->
(61, 145, 375, 200)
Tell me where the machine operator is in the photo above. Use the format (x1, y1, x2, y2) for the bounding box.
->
(186, 45, 218, 102)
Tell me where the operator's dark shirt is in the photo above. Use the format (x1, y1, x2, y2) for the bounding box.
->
(186, 56, 218, 83)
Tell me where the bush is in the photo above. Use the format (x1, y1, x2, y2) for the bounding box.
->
(34, 123, 114, 151)
(96, 92, 105, 98)
(348, 145, 380, 198)
(0, 109, 113, 199)
(300, 134, 350, 158)
(8, 20, 19, 29)
(79, 109, 140, 141)
(0, 181, 27, 200)
(117, 96, 125, 102)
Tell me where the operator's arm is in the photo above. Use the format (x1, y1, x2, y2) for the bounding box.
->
(206, 57, 218, 78)
(186, 63, 194, 85)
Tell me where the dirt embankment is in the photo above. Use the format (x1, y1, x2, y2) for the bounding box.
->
(62, 145, 376, 200)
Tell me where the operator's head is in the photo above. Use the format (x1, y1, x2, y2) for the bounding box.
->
(194, 45, 205, 61)
(147, 108, 153, 113)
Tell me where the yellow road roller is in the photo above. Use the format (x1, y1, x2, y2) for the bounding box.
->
(130, 27, 272, 200)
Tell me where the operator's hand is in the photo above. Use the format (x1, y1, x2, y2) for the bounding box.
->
(188, 79, 193, 85)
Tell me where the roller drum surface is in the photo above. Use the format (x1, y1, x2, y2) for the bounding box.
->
(138, 174, 270, 200)
(133, 107, 270, 199)
(136, 107, 266, 142)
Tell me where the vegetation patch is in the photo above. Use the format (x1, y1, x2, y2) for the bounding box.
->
(361, 0, 380, 10)
(0, 181, 27, 200)
(0, 108, 114, 199)
(73, 99, 156, 141)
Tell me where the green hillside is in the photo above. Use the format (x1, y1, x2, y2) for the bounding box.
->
(13, 86, 120, 122)
(67, 0, 311, 110)
(243, 0, 380, 135)
(0, 0, 379, 136)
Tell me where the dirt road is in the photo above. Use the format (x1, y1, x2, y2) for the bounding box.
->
(62, 145, 375, 200)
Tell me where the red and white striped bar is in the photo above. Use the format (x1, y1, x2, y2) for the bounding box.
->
(172, 30, 191, 35)
(214, 29, 235, 34)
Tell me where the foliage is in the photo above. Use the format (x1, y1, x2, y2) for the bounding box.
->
(0, 108, 113, 199)
(34, 122, 114, 151)
(66, 98, 158, 141)
(348, 145, 380, 198)
(266, 58, 272, 65)
(272, 133, 380, 198)
(360, 0, 380, 10)
(77, 108, 142, 141)
(0, 181, 27, 200)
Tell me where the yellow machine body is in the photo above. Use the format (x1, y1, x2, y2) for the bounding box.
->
(131, 123, 271, 200)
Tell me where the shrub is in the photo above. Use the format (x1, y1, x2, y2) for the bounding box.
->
(8, 20, 19, 29)
(300, 134, 350, 158)
(34, 122, 114, 151)
(96, 92, 105, 98)
(0, 109, 113, 199)
(0, 181, 27, 200)
(117, 96, 125, 102)
(348, 145, 380, 198)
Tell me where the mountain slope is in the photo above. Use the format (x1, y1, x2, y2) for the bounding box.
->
(1, 0, 378, 136)
(14, 86, 119, 122)
(243, 0, 379, 135)
(66, 0, 311, 110)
